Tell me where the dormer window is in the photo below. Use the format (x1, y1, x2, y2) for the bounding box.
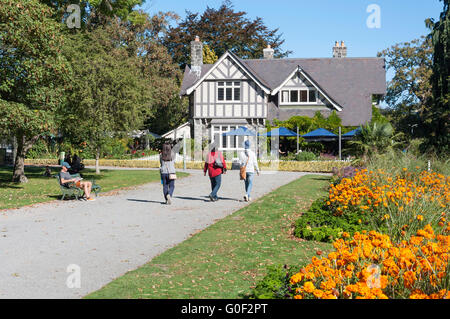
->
(280, 88, 318, 105)
(218, 81, 241, 102)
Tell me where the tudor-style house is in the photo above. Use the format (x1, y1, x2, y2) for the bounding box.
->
(179, 37, 386, 153)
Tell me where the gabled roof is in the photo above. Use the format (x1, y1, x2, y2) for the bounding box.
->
(180, 52, 386, 114)
(181, 51, 270, 96)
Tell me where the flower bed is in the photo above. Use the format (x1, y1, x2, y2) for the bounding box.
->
(253, 167, 450, 299)
(289, 225, 449, 299)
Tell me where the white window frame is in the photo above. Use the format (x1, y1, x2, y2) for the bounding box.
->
(279, 87, 319, 105)
(211, 125, 248, 151)
(217, 81, 241, 103)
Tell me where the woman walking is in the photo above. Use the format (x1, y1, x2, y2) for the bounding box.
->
(160, 142, 176, 205)
(239, 140, 259, 202)
(204, 143, 227, 202)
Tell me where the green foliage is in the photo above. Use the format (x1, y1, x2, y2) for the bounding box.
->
(248, 265, 295, 299)
(371, 106, 389, 124)
(202, 44, 218, 64)
(272, 111, 344, 135)
(294, 151, 317, 161)
(0, 0, 70, 182)
(164, 0, 291, 69)
(347, 122, 403, 162)
(421, 0, 450, 155)
(377, 36, 433, 125)
(294, 198, 371, 243)
(60, 24, 151, 167)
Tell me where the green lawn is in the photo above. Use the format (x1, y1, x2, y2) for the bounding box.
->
(0, 166, 188, 210)
(86, 174, 332, 299)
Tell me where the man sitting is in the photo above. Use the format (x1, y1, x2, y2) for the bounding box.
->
(59, 162, 95, 201)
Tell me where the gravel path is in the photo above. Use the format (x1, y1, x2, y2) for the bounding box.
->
(0, 169, 311, 299)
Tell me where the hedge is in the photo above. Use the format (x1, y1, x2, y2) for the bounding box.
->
(24, 159, 349, 173)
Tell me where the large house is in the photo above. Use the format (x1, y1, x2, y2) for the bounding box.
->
(179, 37, 386, 152)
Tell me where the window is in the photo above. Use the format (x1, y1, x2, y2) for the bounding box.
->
(218, 84, 224, 101)
(290, 90, 298, 103)
(217, 81, 240, 102)
(281, 91, 289, 103)
(279, 88, 318, 104)
(212, 125, 247, 151)
(300, 90, 308, 102)
(309, 90, 317, 102)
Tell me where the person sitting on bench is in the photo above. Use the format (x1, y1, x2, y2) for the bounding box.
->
(59, 162, 95, 201)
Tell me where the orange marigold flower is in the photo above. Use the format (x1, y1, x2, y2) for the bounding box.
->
(303, 281, 315, 294)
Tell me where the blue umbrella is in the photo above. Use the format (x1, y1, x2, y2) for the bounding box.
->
(342, 127, 361, 137)
(222, 126, 257, 136)
(261, 127, 298, 137)
(302, 128, 337, 138)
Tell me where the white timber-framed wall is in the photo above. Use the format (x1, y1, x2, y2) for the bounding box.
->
(191, 55, 267, 152)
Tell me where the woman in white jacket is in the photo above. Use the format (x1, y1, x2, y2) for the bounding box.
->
(239, 140, 260, 202)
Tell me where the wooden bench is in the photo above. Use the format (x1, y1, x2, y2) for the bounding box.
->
(55, 174, 102, 200)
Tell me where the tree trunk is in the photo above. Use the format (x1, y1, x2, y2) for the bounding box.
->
(12, 134, 39, 183)
(95, 146, 100, 174)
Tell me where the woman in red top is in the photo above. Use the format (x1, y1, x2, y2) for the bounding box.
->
(204, 144, 227, 201)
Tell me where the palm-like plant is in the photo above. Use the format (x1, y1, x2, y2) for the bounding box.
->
(348, 122, 403, 161)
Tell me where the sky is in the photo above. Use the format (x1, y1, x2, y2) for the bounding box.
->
(139, 0, 444, 59)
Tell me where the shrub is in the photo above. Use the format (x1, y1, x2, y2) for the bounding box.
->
(295, 151, 317, 161)
(248, 265, 296, 299)
(294, 198, 372, 242)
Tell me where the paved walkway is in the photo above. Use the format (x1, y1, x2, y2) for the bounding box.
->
(0, 169, 311, 299)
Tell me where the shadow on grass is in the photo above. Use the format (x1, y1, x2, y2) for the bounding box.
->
(309, 176, 331, 181)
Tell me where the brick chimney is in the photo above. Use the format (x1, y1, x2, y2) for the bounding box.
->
(333, 41, 347, 58)
(263, 44, 274, 59)
(190, 36, 203, 77)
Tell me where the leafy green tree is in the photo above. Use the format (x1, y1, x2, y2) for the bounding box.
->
(164, 0, 291, 69)
(0, 0, 70, 182)
(371, 106, 389, 124)
(422, 0, 449, 155)
(41, 0, 146, 26)
(60, 24, 150, 173)
(377, 36, 433, 138)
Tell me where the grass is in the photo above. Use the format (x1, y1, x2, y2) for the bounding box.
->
(0, 166, 188, 210)
(85, 174, 332, 299)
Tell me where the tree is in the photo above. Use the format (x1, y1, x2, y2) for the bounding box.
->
(164, 0, 291, 69)
(377, 36, 433, 138)
(422, 0, 449, 155)
(203, 44, 218, 64)
(40, 0, 147, 27)
(0, 0, 70, 183)
(61, 24, 150, 174)
(347, 122, 403, 161)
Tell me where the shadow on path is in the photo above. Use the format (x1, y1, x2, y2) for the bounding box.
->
(127, 198, 165, 205)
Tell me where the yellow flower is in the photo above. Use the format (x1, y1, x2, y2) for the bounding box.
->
(417, 215, 424, 222)
(303, 281, 315, 294)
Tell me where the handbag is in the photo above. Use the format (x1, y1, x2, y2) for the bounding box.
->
(240, 151, 249, 180)
(213, 152, 223, 168)
(169, 173, 177, 180)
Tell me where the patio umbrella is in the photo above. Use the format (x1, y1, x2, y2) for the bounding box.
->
(261, 127, 298, 137)
(302, 128, 337, 142)
(342, 127, 361, 140)
(222, 126, 257, 136)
